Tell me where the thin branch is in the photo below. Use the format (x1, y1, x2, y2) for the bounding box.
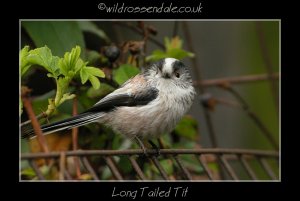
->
(255, 22, 279, 114)
(104, 156, 123, 180)
(128, 156, 146, 180)
(196, 73, 280, 87)
(113, 21, 164, 49)
(72, 96, 81, 178)
(59, 152, 66, 180)
(138, 21, 149, 67)
(215, 98, 242, 109)
(29, 160, 45, 180)
(81, 157, 100, 180)
(21, 89, 49, 153)
(21, 148, 279, 159)
(222, 85, 279, 150)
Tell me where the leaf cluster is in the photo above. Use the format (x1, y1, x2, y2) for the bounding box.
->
(20, 45, 105, 115)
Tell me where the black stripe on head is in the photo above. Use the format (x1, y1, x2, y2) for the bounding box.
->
(156, 59, 165, 72)
(173, 60, 186, 72)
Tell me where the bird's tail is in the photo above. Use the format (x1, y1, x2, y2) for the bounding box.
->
(21, 112, 105, 139)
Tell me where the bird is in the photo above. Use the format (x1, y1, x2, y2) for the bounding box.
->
(22, 58, 196, 152)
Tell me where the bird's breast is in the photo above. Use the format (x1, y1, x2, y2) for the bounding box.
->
(101, 84, 195, 139)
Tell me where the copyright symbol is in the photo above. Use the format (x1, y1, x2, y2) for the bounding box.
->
(98, 3, 106, 10)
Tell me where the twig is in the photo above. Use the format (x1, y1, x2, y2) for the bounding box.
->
(81, 157, 99, 180)
(59, 152, 66, 180)
(255, 22, 279, 114)
(29, 160, 45, 180)
(21, 148, 279, 159)
(138, 21, 149, 67)
(113, 21, 164, 49)
(128, 156, 146, 180)
(72, 96, 81, 178)
(21, 88, 49, 153)
(21, 112, 47, 127)
(222, 85, 279, 150)
(196, 73, 280, 87)
(215, 98, 242, 108)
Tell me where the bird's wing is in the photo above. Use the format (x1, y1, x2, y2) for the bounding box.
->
(82, 74, 158, 113)
(21, 74, 158, 139)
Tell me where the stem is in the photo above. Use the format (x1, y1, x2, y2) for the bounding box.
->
(22, 96, 49, 153)
(54, 80, 63, 106)
(72, 97, 81, 178)
(196, 73, 280, 87)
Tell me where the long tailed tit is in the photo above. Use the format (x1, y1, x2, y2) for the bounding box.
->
(22, 58, 196, 149)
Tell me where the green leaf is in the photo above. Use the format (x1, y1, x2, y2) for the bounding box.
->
(80, 68, 89, 84)
(20, 46, 31, 76)
(59, 46, 83, 76)
(79, 66, 105, 89)
(174, 116, 198, 140)
(27, 46, 59, 76)
(22, 21, 85, 57)
(88, 75, 101, 89)
(146, 50, 167, 62)
(87, 83, 115, 98)
(78, 21, 110, 43)
(21, 168, 37, 178)
(167, 48, 194, 60)
(112, 64, 140, 85)
(147, 36, 194, 62)
(74, 58, 85, 73)
(85, 67, 105, 78)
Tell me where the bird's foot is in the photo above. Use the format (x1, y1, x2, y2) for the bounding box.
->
(135, 137, 148, 156)
(148, 140, 161, 157)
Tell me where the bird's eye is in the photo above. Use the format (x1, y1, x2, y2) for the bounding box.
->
(175, 72, 180, 78)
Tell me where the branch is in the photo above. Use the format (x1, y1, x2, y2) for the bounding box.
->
(256, 22, 279, 113)
(195, 73, 280, 87)
(21, 87, 49, 153)
(21, 148, 279, 159)
(113, 21, 164, 49)
(71, 96, 81, 178)
(220, 85, 279, 150)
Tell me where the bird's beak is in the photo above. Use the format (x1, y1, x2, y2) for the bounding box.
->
(162, 73, 171, 79)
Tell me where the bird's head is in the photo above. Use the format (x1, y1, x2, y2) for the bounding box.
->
(145, 58, 193, 88)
